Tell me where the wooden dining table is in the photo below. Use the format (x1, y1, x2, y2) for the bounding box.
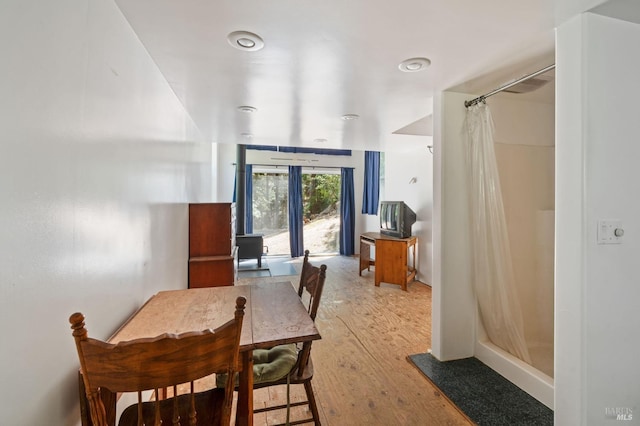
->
(80, 281, 320, 426)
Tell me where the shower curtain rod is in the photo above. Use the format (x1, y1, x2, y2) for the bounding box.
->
(464, 64, 556, 108)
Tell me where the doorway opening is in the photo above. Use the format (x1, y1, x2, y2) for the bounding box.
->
(251, 167, 340, 256)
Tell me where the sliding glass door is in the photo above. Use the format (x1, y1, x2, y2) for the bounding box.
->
(250, 167, 340, 256)
(301, 172, 340, 254)
(252, 171, 289, 255)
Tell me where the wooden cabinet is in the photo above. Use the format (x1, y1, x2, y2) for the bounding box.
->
(188, 203, 237, 288)
(359, 232, 417, 291)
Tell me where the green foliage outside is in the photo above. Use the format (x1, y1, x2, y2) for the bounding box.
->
(302, 174, 340, 220)
(252, 173, 289, 232)
(251, 172, 340, 233)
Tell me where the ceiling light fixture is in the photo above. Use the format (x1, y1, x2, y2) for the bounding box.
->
(227, 31, 264, 51)
(241, 133, 253, 138)
(341, 114, 360, 121)
(237, 105, 257, 113)
(399, 57, 431, 72)
(313, 138, 328, 144)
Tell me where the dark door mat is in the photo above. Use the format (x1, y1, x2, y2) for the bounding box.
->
(408, 353, 553, 425)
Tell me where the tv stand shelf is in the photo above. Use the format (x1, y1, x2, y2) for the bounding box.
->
(359, 232, 417, 291)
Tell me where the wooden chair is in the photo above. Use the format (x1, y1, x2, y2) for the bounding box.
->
(296, 250, 324, 321)
(253, 250, 327, 425)
(70, 296, 246, 426)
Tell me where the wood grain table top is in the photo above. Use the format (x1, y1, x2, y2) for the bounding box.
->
(109, 281, 321, 351)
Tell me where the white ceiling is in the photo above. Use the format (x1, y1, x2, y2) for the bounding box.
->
(114, 0, 556, 152)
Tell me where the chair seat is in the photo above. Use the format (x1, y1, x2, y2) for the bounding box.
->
(251, 355, 318, 425)
(254, 344, 298, 384)
(255, 354, 315, 389)
(216, 343, 298, 388)
(119, 388, 226, 426)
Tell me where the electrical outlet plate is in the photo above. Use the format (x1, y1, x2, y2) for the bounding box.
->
(597, 219, 623, 244)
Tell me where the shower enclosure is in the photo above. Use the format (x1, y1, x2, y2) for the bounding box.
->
(464, 68, 555, 408)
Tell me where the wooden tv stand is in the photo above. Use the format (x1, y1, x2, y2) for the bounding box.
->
(359, 232, 417, 291)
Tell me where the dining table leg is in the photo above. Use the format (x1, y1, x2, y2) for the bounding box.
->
(236, 349, 254, 426)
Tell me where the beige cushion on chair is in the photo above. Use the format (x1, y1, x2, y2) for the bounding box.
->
(216, 343, 298, 387)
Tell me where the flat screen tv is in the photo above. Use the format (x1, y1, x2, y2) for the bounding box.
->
(379, 201, 416, 238)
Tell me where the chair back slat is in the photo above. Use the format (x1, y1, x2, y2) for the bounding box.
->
(153, 392, 160, 426)
(297, 250, 311, 298)
(70, 296, 246, 426)
(297, 250, 326, 321)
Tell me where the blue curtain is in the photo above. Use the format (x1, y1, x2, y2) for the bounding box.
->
(288, 166, 304, 257)
(231, 164, 252, 233)
(245, 164, 253, 234)
(232, 163, 237, 203)
(361, 151, 380, 215)
(340, 167, 355, 255)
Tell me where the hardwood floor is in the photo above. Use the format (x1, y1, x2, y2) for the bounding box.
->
(236, 254, 473, 426)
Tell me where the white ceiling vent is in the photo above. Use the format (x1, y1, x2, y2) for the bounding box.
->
(503, 74, 554, 94)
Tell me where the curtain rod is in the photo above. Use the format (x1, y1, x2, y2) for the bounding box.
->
(234, 163, 350, 170)
(464, 64, 556, 108)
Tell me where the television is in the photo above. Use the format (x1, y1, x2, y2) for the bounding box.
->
(379, 201, 416, 238)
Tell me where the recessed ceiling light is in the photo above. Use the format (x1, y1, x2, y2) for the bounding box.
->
(341, 114, 360, 121)
(240, 133, 253, 138)
(237, 38, 255, 48)
(313, 138, 328, 144)
(399, 57, 431, 72)
(227, 31, 264, 51)
(237, 105, 257, 113)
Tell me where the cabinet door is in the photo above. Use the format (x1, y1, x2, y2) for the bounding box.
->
(375, 239, 408, 286)
(189, 203, 233, 257)
(188, 257, 234, 288)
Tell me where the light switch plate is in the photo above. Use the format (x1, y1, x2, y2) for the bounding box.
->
(597, 219, 623, 244)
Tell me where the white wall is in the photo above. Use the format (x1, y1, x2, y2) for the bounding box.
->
(431, 91, 476, 360)
(556, 10, 640, 425)
(555, 0, 609, 25)
(217, 143, 238, 202)
(383, 146, 434, 284)
(0, 1, 213, 424)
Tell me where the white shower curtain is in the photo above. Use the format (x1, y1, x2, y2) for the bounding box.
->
(463, 103, 531, 364)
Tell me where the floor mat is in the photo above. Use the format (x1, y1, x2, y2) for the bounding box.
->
(408, 353, 553, 425)
(237, 257, 299, 278)
(237, 258, 269, 278)
(238, 258, 268, 270)
(266, 257, 298, 277)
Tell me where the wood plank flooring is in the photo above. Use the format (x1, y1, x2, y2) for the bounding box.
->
(235, 254, 473, 426)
